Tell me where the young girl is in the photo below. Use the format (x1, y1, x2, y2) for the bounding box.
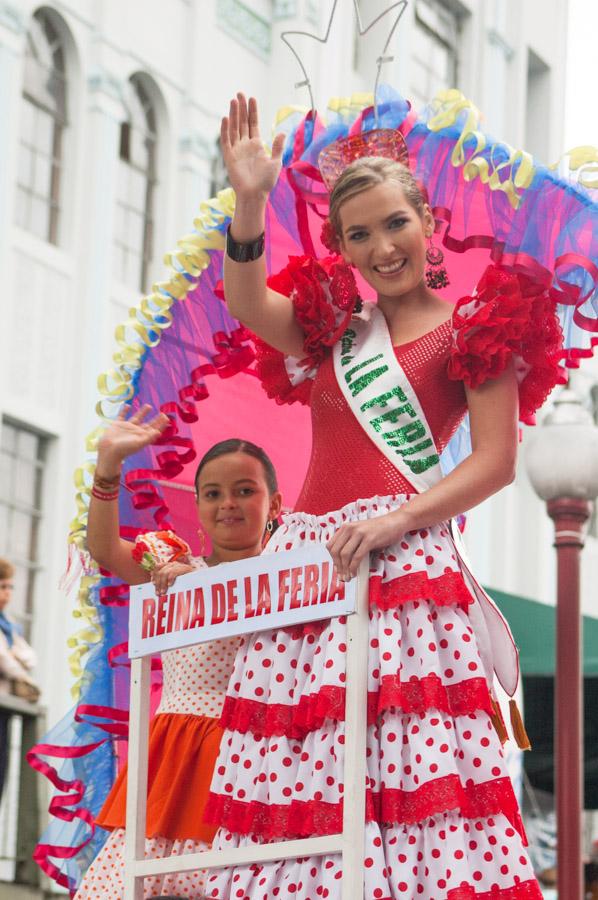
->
(75, 406, 281, 899)
(199, 95, 559, 898)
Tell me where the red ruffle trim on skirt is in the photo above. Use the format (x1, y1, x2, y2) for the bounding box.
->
(363, 884, 541, 900)
(205, 775, 525, 842)
(96, 712, 222, 842)
(371, 775, 525, 841)
(205, 793, 343, 840)
(220, 675, 492, 738)
(369, 570, 473, 611)
(372, 674, 493, 721)
(447, 881, 542, 899)
(220, 684, 345, 738)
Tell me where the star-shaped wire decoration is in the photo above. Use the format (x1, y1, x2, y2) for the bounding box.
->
(280, 0, 408, 125)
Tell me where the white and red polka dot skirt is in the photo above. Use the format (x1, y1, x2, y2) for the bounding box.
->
(73, 829, 210, 899)
(204, 495, 542, 900)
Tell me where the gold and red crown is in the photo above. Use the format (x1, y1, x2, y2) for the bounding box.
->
(318, 128, 410, 192)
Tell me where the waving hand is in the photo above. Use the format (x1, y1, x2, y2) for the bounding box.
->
(98, 404, 170, 466)
(221, 94, 285, 200)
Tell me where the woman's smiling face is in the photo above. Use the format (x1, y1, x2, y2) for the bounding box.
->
(338, 181, 433, 300)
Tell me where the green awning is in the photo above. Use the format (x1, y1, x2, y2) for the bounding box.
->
(485, 588, 598, 676)
(487, 588, 598, 807)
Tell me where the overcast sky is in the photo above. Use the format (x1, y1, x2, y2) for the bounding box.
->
(564, 0, 598, 149)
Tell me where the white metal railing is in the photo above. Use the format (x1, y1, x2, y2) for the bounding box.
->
(0, 714, 20, 882)
(0, 693, 45, 888)
(123, 548, 370, 900)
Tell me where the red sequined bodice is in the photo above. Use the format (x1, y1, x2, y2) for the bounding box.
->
(295, 320, 467, 514)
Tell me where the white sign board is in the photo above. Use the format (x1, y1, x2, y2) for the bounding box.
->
(129, 544, 356, 658)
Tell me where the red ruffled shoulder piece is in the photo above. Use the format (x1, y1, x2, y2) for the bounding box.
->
(448, 265, 565, 425)
(253, 255, 359, 406)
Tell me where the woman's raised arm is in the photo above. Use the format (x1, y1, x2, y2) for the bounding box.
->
(221, 93, 305, 357)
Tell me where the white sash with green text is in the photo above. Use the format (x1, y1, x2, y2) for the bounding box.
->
(333, 305, 443, 494)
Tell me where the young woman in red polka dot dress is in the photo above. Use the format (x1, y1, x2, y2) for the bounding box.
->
(75, 422, 282, 899)
(200, 95, 562, 898)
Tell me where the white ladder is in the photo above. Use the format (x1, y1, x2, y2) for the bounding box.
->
(123, 557, 370, 900)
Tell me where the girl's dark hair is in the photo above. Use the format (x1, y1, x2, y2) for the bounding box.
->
(194, 439, 278, 494)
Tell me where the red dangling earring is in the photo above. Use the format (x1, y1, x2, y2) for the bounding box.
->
(425, 237, 450, 289)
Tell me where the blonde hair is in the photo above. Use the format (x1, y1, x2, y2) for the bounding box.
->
(0, 559, 14, 582)
(329, 157, 426, 240)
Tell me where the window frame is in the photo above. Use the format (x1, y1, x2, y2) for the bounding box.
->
(410, 0, 461, 107)
(15, 10, 68, 245)
(113, 74, 158, 293)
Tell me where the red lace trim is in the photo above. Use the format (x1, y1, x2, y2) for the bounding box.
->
(206, 775, 525, 842)
(369, 570, 473, 611)
(447, 881, 542, 900)
(207, 875, 540, 899)
(220, 676, 492, 738)
(204, 792, 343, 841)
(448, 265, 564, 426)
(372, 775, 525, 838)
(371, 674, 493, 721)
(208, 878, 540, 900)
(268, 254, 358, 357)
(292, 883, 541, 900)
(219, 684, 345, 738)
(253, 339, 313, 406)
(254, 255, 359, 406)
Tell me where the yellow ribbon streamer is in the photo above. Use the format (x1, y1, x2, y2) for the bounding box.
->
(327, 93, 375, 118)
(426, 89, 536, 209)
(66, 189, 235, 698)
(550, 145, 598, 190)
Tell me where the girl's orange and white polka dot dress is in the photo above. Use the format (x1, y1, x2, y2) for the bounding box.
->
(75, 559, 240, 900)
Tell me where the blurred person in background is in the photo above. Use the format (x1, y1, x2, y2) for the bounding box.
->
(0, 558, 39, 801)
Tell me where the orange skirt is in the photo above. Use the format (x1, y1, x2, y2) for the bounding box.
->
(96, 712, 222, 843)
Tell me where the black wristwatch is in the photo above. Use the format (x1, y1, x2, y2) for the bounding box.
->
(226, 226, 265, 262)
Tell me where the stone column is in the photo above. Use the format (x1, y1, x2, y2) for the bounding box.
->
(77, 67, 127, 428)
(0, 4, 26, 409)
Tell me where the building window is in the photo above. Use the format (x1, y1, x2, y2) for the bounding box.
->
(210, 137, 229, 197)
(525, 49, 551, 162)
(15, 10, 67, 244)
(0, 422, 47, 640)
(410, 0, 460, 110)
(113, 75, 157, 292)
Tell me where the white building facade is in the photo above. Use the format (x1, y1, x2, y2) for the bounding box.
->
(1, 0, 596, 889)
